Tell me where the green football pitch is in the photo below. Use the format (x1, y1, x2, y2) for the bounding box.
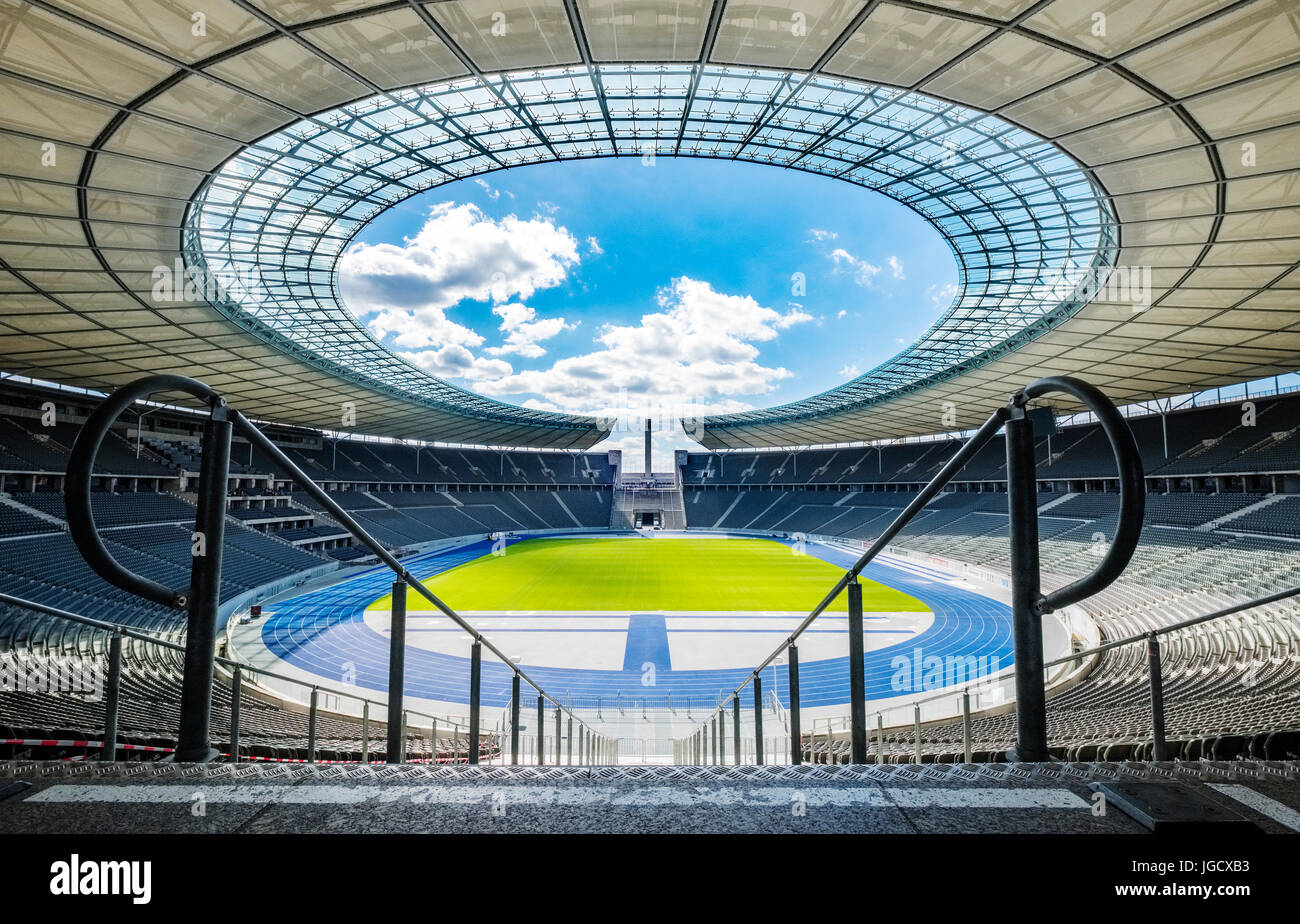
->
(368, 537, 927, 613)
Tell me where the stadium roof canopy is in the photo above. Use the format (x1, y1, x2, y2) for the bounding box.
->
(1, 1, 1298, 450)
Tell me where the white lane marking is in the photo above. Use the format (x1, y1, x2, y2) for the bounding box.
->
(1208, 784, 1300, 831)
(26, 784, 1089, 810)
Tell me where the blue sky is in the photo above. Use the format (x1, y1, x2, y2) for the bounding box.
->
(339, 157, 958, 468)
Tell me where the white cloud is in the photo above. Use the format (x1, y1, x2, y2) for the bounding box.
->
(586, 236, 604, 256)
(839, 364, 860, 378)
(485, 302, 574, 359)
(888, 255, 905, 279)
(836, 309, 847, 319)
(927, 282, 959, 310)
(400, 345, 512, 382)
(337, 201, 580, 319)
(830, 248, 882, 288)
(368, 306, 483, 350)
(474, 177, 500, 200)
(476, 276, 811, 410)
(808, 228, 838, 242)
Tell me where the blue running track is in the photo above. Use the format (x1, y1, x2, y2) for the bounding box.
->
(259, 535, 1014, 709)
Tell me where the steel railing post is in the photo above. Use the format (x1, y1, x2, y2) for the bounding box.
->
(468, 641, 482, 764)
(1005, 405, 1048, 761)
(510, 674, 521, 765)
(1147, 634, 1167, 761)
(537, 696, 544, 765)
(229, 664, 241, 763)
(753, 676, 764, 766)
(386, 580, 406, 764)
(732, 696, 741, 766)
(361, 700, 369, 763)
(307, 686, 318, 763)
(962, 690, 972, 764)
(554, 707, 561, 764)
(400, 710, 408, 763)
(913, 704, 922, 764)
(176, 398, 231, 762)
(102, 631, 121, 761)
(787, 645, 801, 765)
(877, 714, 885, 764)
(567, 716, 573, 766)
(846, 581, 868, 763)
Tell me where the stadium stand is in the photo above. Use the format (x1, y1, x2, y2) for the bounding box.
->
(2, 378, 1298, 766)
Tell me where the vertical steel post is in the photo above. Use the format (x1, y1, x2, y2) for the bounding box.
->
(386, 579, 406, 763)
(229, 664, 241, 763)
(732, 696, 741, 766)
(1005, 407, 1048, 761)
(876, 713, 884, 764)
(361, 700, 369, 763)
(537, 696, 544, 765)
(846, 579, 868, 763)
(307, 687, 318, 763)
(400, 709, 408, 763)
(1147, 634, 1167, 761)
(567, 716, 573, 766)
(962, 690, 972, 764)
(467, 641, 482, 764)
(787, 645, 801, 765)
(510, 673, 521, 765)
(579, 725, 585, 765)
(913, 704, 922, 764)
(554, 707, 561, 764)
(718, 712, 726, 764)
(102, 631, 121, 761)
(753, 676, 764, 766)
(175, 399, 231, 762)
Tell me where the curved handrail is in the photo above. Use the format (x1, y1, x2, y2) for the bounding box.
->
(62, 375, 601, 740)
(65, 374, 217, 609)
(679, 374, 1148, 749)
(1018, 376, 1145, 614)
(807, 580, 1300, 743)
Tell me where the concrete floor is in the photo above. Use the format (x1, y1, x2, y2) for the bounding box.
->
(1, 761, 1297, 835)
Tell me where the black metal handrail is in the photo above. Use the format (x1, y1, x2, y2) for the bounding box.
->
(62, 374, 609, 765)
(801, 580, 1300, 764)
(678, 375, 1146, 765)
(0, 590, 472, 762)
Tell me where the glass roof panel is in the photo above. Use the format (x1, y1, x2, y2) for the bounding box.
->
(302, 8, 469, 89)
(426, 0, 581, 70)
(578, 0, 712, 61)
(826, 5, 993, 87)
(712, 0, 867, 70)
(186, 62, 1115, 435)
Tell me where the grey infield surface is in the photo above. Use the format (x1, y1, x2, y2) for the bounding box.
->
(1, 761, 1297, 835)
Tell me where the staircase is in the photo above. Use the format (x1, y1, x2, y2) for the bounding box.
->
(610, 487, 638, 529)
(609, 478, 687, 530)
(1205, 493, 1288, 531)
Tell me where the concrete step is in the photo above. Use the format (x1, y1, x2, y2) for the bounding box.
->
(2, 761, 1297, 835)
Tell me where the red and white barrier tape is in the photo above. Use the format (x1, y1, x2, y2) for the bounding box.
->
(1, 738, 174, 752)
